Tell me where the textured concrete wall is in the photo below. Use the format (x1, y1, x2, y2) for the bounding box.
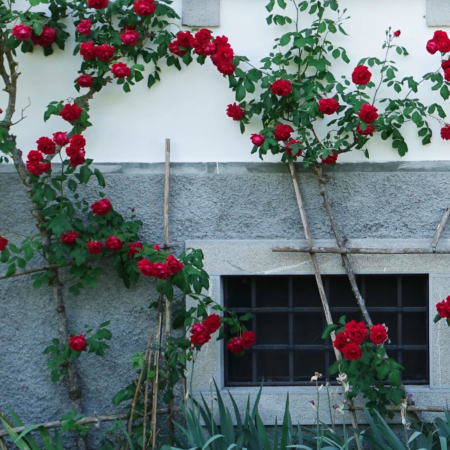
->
(1, 161, 450, 440)
(427, 0, 450, 26)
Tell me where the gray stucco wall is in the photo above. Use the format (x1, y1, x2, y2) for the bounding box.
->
(1, 161, 450, 444)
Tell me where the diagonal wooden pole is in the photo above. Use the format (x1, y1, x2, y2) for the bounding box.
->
(431, 206, 450, 252)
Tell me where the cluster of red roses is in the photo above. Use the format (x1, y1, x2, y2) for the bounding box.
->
(333, 320, 388, 361)
(68, 334, 88, 352)
(170, 29, 235, 76)
(0, 236, 8, 252)
(12, 24, 56, 47)
(227, 331, 256, 355)
(437, 296, 450, 319)
(137, 254, 183, 280)
(85, 0, 156, 13)
(190, 314, 221, 347)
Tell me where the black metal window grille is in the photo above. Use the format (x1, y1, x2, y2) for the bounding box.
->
(223, 274, 429, 387)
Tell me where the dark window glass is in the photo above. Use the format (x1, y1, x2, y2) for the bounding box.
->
(224, 275, 429, 386)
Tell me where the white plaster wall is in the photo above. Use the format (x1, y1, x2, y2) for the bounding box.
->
(3, 0, 450, 163)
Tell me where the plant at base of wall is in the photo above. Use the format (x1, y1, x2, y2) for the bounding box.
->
(324, 316, 405, 418)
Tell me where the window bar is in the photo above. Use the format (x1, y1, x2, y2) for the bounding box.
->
(324, 276, 330, 380)
(289, 276, 294, 383)
(251, 277, 257, 384)
(397, 276, 403, 368)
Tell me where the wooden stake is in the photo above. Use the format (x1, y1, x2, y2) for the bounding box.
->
(431, 207, 450, 252)
(142, 331, 155, 449)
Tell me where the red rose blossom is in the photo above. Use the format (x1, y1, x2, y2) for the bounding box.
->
(213, 36, 229, 48)
(153, 244, 161, 251)
(285, 139, 302, 157)
(318, 98, 339, 115)
(193, 29, 212, 54)
(70, 134, 86, 150)
(61, 230, 80, 246)
(344, 320, 368, 344)
(211, 45, 234, 67)
(96, 44, 115, 62)
(217, 63, 235, 76)
(333, 331, 350, 352)
(88, 0, 108, 9)
(128, 242, 143, 258)
(271, 79, 292, 97)
(356, 124, 375, 136)
(77, 74, 94, 88)
(439, 39, 450, 53)
(69, 334, 88, 352)
(204, 314, 221, 334)
(120, 29, 139, 46)
(441, 124, 450, 140)
(70, 149, 86, 168)
(427, 39, 438, 55)
(394, 30, 401, 37)
(370, 324, 388, 344)
(240, 331, 256, 348)
(177, 31, 194, 49)
(274, 124, 293, 141)
(80, 41, 97, 60)
(352, 65, 372, 85)
(251, 134, 265, 147)
(12, 24, 32, 41)
(442, 60, 450, 70)
(87, 241, 103, 255)
(36, 137, 56, 155)
(31, 26, 56, 47)
(53, 132, 69, 147)
(437, 296, 450, 318)
(77, 19, 92, 36)
(190, 323, 211, 347)
(111, 62, 131, 79)
(91, 198, 112, 216)
(342, 342, 362, 361)
(227, 337, 244, 355)
(60, 104, 83, 122)
(226, 103, 244, 121)
(105, 236, 123, 251)
(166, 254, 183, 274)
(445, 68, 450, 82)
(434, 30, 449, 42)
(358, 104, 378, 124)
(134, 0, 156, 16)
(169, 41, 186, 57)
(154, 263, 171, 280)
(204, 43, 216, 56)
(321, 151, 338, 165)
(0, 236, 8, 251)
(27, 150, 43, 164)
(137, 259, 155, 277)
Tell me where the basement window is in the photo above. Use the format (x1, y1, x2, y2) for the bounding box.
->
(223, 275, 429, 387)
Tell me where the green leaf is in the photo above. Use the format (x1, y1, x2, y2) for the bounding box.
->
(388, 369, 401, 387)
(236, 85, 246, 101)
(79, 165, 93, 184)
(244, 78, 255, 93)
(321, 324, 337, 339)
(277, 0, 286, 8)
(94, 169, 106, 187)
(6, 263, 16, 277)
(1, 248, 10, 263)
(441, 84, 450, 100)
(280, 33, 291, 46)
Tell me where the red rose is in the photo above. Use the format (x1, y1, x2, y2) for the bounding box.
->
(68, 334, 88, 352)
(190, 323, 211, 347)
(356, 124, 375, 136)
(442, 60, 450, 70)
(333, 331, 350, 352)
(394, 30, 401, 37)
(65, 146, 78, 157)
(370, 324, 388, 345)
(227, 337, 244, 355)
(445, 68, 450, 82)
(441, 124, 450, 140)
(70, 134, 86, 150)
(105, 236, 123, 251)
(352, 65, 372, 85)
(137, 259, 155, 277)
(434, 30, 448, 42)
(226, 103, 244, 121)
(12, 24, 32, 41)
(28, 150, 43, 164)
(194, 29, 211, 46)
(203, 314, 221, 334)
(344, 320, 368, 344)
(318, 98, 340, 115)
(169, 41, 186, 57)
(271, 79, 292, 97)
(134, 0, 156, 16)
(77, 19, 92, 36)
(96, 44, 115, 62)
(0, 236, 8, 251)
(439, 39, 450, 53)
(70, 149, 86, 168)
(358, 104, 378, 124)
(437, 297, 450, 318)
(87, 241, 103, 255)
(91, 198, 112, 216)
(77, 74, 94, 88)
(153, 244, 161, 250)
(427, 39, 438, 55)
(211, 45, 234, 66)
(204, 43, 216, 56)
(53, 132, 69, 146)
(212, 35, 229, 48)
(111, 62, 131, 79)
(26, 151, 51, 176)
(120, 30, 139, 46)
(342, 342, 362, 361)
(176, 31, 194, 49)
(60, 104, 83, 122)
(26, 162, 42, 176)
(274, 124, 293, 141)
(285, 139, 302, 157)
(88, 0, 108, 9)
(154, 263, 171, 280)
(217, 63, 235, 76)
(128, 242, 143, 258)
(166, 254, 183, 274)
(61, 230, 80, 246)
(80, 41, 97, 60)
(240, 331, 256, 348)
(251, 134, 265, 147)
(39, 163, 51, 174)
(36, 137, 56, 155)
(31, 26, 56, 47)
